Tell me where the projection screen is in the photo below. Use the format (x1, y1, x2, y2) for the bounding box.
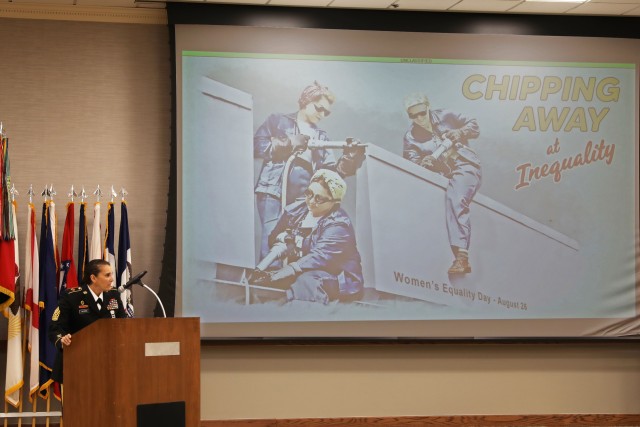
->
(173, 7, 640, 339)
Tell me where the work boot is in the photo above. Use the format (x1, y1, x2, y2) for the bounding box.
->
(448, 252, 471, 274)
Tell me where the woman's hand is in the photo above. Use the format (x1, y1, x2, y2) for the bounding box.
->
(61, 334, 72, 347)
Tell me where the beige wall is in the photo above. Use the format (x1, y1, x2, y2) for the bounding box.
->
(0, 17, 171, 319)
(201, 342, 640, 420)
(1, 16, 639, 422)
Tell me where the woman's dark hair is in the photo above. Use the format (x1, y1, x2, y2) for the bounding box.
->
(82, 259, 111, 285)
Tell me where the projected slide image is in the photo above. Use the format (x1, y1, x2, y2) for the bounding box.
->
(180, 51, 637, 331)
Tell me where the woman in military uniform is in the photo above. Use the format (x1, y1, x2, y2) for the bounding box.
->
(49, 259, 127, 383)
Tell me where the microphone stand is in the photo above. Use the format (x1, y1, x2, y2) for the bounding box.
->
(138, 279, 167, 318)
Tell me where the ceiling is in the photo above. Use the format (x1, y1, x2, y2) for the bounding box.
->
(1, 0, 639, 25)
(157, 0, 640, 15)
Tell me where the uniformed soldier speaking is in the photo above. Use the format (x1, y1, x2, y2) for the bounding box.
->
(49, 259, 127, 383)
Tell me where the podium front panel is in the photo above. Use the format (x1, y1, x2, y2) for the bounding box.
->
(63, 317, 200, 427)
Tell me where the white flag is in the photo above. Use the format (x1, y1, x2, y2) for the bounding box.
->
(4, 201, 23, 407)
(24, 202, 40, 400)
(89, 202, 101, 261)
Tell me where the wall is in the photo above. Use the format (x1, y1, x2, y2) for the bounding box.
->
(0, 17, 171, 324)
(0, 14, 639, 423)
(200, 342, 640, 420)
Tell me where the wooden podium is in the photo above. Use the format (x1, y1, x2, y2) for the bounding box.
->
(62, 317, 200, 427)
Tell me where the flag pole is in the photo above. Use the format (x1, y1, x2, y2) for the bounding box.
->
(45, 392, 50, 427)
(12, 185, 27, 427)
(1, 123, 5, 427)
(30, 391, 36, 427)
(18, 307, 28, 427)
(28, 186, 38, 427)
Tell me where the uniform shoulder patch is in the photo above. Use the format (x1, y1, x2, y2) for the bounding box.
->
(52, 307, 60, 321)
(68, 287, 83, 294)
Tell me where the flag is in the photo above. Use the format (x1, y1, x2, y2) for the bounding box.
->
(0, 133, 16, 310)
(103, 201, 117, 287)
(59, 202, 78, 292)
(0, 238, 15, 311)
(117, 201, 134, 317)
(77, 201, 88, 284)
(24, 202, 40, 401)
(1, 132, 15, 240)
(89, 201, 101, 261)
(38, 201, 59, 398)
(0, 135, 3, 238)
(4, 200, 23, 407)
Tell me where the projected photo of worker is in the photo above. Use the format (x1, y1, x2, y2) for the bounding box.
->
(401, 92, 482, 276)
(248, 169, 364, 305)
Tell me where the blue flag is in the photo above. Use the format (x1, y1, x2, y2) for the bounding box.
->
(117, 201, 134, 317)
(38, 201, 58, 398)
(77, 202, 88, 285)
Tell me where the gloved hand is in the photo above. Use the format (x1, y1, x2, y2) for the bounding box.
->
(420, 155, 437, 170)
(343, 137, 365, 159)
(270, 135, 292, 161)
(269, 265, 297, 283)
(274, 231, 292, 244)
(337, 137, 365, 176)
(290, 134, 310, 152)
(247, 269, 271, 285)
(444, 128, 464, 143)
(420, 154, 453, 177)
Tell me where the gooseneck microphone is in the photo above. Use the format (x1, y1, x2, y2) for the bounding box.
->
(114, 270, 167, 318)
(117, 270, 147, 293)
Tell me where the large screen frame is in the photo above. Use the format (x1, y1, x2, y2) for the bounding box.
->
(167, 3, 640, 340)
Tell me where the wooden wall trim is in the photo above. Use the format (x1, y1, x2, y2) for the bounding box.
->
(0, 3, 166, 24)
(17, 414, 640, 426)
(201, 414, 640, 426)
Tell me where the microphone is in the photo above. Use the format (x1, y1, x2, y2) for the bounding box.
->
(117, 270, 147, 293)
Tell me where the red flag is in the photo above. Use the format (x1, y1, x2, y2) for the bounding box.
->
(0, 238, 15, 311)
(59, 202, 78, 291)
(0, 133, 15, 310)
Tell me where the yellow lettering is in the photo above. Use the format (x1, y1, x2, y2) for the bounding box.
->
(486, 75, 509, 100)
(540, 76, 562, 101)
(519, 76, 541, 100)
(513, 107, 537, 131)
(571, 77, 596, 102)
(538, 107, 570, 132)
(597, 77, 620, 102)
(588, 108, 609, 132)
(462, 74, 485, 100)
(564, 108, 588, 132)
